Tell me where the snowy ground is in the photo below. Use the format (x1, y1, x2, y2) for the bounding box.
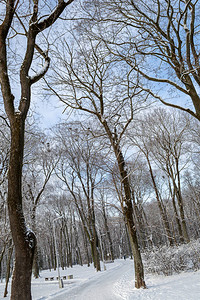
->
(0, 259, 200, 299)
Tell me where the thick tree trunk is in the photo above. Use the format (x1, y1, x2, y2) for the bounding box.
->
(0, 2, 73, 298)
(90, 237, 101, 272)
(8, 117, 36, 300)
(32, 206, 39, 278)
(115, 145, 146, 288)
(124, 222, 133, 259)
(132, 193, 148, 249)
(101, 119, 146, 288)
(124, 204, 146, 288)
(81, 226, 90, 267)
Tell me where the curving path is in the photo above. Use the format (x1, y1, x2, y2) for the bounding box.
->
(48, 260, 132, 300)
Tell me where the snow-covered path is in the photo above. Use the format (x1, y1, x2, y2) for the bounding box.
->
(48, 262, 129, 300)
(38, 259, 200, 300)
(1, 259, 200, 299)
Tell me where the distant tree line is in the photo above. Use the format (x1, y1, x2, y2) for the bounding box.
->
(0, 107, 200, 292)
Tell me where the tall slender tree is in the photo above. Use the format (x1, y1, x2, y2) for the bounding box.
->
(49, 32, 148, 288)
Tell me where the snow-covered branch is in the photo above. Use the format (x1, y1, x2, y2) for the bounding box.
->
(30, 57, 50, 85)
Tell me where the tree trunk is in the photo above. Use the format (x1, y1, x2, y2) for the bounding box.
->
(175, 158, 190, 243)
(62, 222, 72, 268)
(147, 156, 174, 246)
(169, 181, 184, 243)
(167, 161, 189, 243)
(0, 243, 6, 279)
(132, 192, 148, 249)
(72, 215, 83, 266)
(32, 245, 40, 278)
(124, 222, 133, 259)
(0, 2, 74, 299)
(124, 206, 146, 288)
(102, 200, 115, 261)
(4, 244, 13, 298)
(49, 239, 55, 270)
(81, 226, 90, 267)
(174, 183, 190, 243)
(90, 238, 101, 271)
(101, 119, 146, 288)
(114, 144, 146, 288)
(31, 206, 39, 278)
(8, 117, 36, 300)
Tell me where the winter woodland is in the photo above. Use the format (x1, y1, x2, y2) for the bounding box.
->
(0, 1, 200, 299)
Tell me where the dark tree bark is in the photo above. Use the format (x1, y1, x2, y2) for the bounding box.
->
(131, 192, 148, 250)
(0, 2, 74, 299)
(100, 119, 146, 288)
(80, 224, 91, 267)
(8, 113, 37, 300)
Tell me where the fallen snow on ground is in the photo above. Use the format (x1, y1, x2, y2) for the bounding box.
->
(0, 259, 200, 299)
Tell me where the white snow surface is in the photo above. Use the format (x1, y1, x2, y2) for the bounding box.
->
(0, 259, 200, 299)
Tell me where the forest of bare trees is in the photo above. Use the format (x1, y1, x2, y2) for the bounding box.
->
(0, 1, 200, 299)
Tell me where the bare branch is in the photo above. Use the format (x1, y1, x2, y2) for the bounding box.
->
(37, 0, 75, 32)
(30, 57, 50, 85)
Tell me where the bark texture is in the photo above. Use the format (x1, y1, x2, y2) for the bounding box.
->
(102, 119, 146, 288)
(8, 116, 36, 300)
(0, 1, 74, 299)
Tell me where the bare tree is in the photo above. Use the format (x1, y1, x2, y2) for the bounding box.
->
(0, 1, 74, 299)
(128, 109, 191, 243)
(128, 114, 176, 246)
(49, 32, 148, 288)
(98, 190, 115, 261)
(54, 123, 102, 271)
(91, 0, 200, 121)
(23, 139, 59, 278)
